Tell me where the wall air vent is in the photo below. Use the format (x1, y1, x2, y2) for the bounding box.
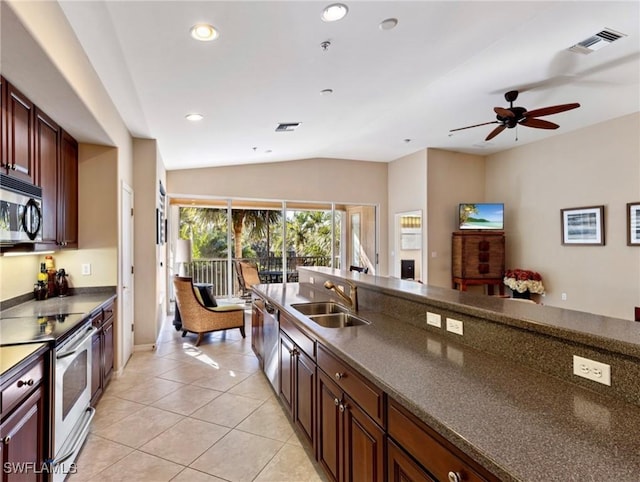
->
(275, 122, 301, 132)
(568, 28, 626, 54)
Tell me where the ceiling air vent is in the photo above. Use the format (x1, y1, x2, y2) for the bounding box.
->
(568, 28, 626, 54)
(275, 122, 300, 132)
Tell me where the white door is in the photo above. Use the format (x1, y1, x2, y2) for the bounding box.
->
(120, 182, 134, 369)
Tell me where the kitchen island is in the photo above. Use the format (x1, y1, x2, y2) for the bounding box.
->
(253, 268, 640, 482)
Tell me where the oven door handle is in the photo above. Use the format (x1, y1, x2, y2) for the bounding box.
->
(50, 406, 95, 466)
(56, 326, 97, 359)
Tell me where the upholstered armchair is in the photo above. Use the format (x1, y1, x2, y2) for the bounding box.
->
(173, 276, 245, 346)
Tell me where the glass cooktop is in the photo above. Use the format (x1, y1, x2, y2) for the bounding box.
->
(0, 313, 88, 346)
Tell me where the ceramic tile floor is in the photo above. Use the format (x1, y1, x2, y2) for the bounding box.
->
(69, 311, 327, 482)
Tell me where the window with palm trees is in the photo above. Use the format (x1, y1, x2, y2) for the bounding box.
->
(176, 200, 373, 299)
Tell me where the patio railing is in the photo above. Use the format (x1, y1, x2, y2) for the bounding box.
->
(184, 256, 332, 297)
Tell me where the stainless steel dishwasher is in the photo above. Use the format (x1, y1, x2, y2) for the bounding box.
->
(262, 301, 279, 391)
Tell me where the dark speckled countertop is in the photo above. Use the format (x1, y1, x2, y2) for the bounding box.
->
(255, 282, 640, 482)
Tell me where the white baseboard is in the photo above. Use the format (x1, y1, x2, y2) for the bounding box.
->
(134, 343, 156, 352)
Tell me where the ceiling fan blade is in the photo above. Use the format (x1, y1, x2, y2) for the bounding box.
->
(520, 118, 559, 129)
(485, 124, 506, 141)
(449, 121, 498, 132)
(524, 103, 580, 118)
(494, 107, 514, 118)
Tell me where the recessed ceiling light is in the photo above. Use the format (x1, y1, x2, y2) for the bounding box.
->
(379, 18, 398, 31)
(321, 3, 348, 22)
(190, 23, 218, 41)
(185, 113, 204, 121)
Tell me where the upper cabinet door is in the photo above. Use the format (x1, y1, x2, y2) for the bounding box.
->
(59, 130, 78, 247)
(5, 82, 36, 183)
(1, 76, 6, 169)
(35, 108, 61, 245)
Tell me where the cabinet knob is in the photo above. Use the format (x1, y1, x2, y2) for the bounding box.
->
(334, 398, 340, 406)
(334, 372, 344, 380)
(17, 379, 34, 388)
(448, 471, 462, 482)
(3, 436, 10, 445)
(339, 403, 347, 413)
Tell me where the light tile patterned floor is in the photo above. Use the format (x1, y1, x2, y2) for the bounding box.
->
(69, 311, 326, 482)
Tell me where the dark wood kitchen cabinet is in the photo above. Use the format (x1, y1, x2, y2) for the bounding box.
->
(58, 131, 78, 248)
(388, 439, 435, 482)
(279, 313, 316, 448)
(1, 77, 6, 167)
(35, 108, 61, 246)
(90, 298, 116, 406)
(0, 349, 47, 482)
(36, 107, 78, 250)
(2, 80, 36, 183)
(317, 344, 385, 482)
(388, 399, 497, 482)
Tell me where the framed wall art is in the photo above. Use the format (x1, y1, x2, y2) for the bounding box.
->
(627, 202, 640, 246)
(561, 205, 605, 245)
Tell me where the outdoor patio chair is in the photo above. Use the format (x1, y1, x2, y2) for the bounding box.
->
(235, 260, 262, 300)
(173, 276, 245, 346)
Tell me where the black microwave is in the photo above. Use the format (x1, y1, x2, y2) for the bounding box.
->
(0, 173, 43, 245)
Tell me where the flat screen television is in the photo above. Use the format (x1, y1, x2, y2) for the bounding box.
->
(458, 203, 504, 230)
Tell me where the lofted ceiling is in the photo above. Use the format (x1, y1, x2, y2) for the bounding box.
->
(5, 1, 640, 171)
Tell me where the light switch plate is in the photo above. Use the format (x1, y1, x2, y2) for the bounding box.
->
(81, 263, 92, 275)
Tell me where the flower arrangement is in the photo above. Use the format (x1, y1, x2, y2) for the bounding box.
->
(503, 269, 545, 294)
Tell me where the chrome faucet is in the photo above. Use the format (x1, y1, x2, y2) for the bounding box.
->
(324, 280, 358, 312)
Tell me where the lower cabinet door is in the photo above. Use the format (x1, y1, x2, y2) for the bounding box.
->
(388, 439, 436, 482)
(0, 387, 45, 482)
(91, 330, 102, 405)
(103, 319, 114, 382)
(317, 370, 342, 482)
(279, 332, 294, 416)
(294, 349, 315, 447)
(343, 393, 385, 482)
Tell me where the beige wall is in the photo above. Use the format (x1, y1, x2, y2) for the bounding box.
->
(426, 149, 486, 289)
(168, 158, 389, 274)
(486, 113, 640, 319)
(388, 151, 427, 280)
(133, 139, 167, 346)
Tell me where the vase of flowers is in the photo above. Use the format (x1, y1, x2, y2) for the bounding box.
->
(503, 269, 545, 298)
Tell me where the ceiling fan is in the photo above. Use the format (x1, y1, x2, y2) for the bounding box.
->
(450, 90, 580, 141)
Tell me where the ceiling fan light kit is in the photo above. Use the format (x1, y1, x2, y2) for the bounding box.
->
(450, 90, 580, 141)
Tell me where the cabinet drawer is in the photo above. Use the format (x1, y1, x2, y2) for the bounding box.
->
(280, 314, 316, 360)
(317, 344, 384, 427)
(388, 400, 494, 482)
(0, 358, 44, 418)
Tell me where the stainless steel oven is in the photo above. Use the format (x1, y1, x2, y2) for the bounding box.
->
(51, 322, 96, 482)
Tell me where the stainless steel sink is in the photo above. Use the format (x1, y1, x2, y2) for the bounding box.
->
(290, 302, 350, 316)
(307, 312, 371, 328)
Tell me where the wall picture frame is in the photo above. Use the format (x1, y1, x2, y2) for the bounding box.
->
(561, 205, 605, 245)
(627, 202, 640, 246)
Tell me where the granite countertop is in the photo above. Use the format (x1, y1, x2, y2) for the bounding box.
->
(255, 282, 640, 482)
(0, 291, 116, 319)
(299, 267, 640, 359)
(0, 343, 48, 377)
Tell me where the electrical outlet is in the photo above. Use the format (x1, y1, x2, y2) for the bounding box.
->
(573, 355, 611, 386)
(426, 311, 442, 328)
(446, 318, 463, 335)
(561, 292, 567, 301)
(81, 263, 92, 276)
(309, 277, 315, 284)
